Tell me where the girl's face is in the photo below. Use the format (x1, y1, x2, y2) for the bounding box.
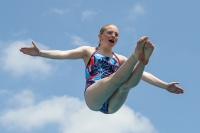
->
(98, 25, 119, 49)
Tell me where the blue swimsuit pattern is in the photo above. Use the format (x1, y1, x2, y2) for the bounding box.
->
(85, 47, 120, 114)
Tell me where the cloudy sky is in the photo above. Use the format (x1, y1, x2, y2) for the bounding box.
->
(0, 0, 200, 133)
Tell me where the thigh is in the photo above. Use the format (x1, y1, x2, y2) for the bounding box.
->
(84, 74, 122, 111)
(107, 83, 129, 114)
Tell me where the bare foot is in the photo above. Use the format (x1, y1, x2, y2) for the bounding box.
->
(134, 36, 148, 61)
(142, 40, 154, 65)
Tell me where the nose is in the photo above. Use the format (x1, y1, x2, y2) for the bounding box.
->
(111, 33, 117, 37)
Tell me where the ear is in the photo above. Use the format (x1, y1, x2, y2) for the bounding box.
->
(98, 34, 102, 40)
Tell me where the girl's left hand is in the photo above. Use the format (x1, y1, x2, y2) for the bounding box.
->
(166, 82, 184, 94)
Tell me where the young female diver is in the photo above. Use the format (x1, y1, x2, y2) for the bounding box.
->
(19, 24, 184, 114)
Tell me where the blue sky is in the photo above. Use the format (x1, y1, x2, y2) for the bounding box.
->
(0, 0, 200, 133)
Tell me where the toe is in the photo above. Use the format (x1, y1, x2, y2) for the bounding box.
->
(136, 36, 148, 61)
(142, 41, 154, 65)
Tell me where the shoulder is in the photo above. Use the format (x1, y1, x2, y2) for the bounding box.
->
(73, 46, 95, 56)
(79, 46, 97, 65)
(80, 46, 96, 55)
(78, 45, 95, 51)
(114, 53, 127, 66)
(76, 45, 94, 51)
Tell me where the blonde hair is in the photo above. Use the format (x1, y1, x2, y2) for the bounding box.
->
(98, 24, 116, 46)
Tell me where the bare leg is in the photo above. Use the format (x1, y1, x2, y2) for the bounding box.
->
(107, 41, 154, 113)
(85, 36, 149, 111)
(108, 61, 145, 113)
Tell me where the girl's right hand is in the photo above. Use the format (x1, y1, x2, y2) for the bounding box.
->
(19, 41, 40, 56)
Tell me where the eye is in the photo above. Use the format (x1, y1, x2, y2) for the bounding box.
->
(107, 31, 113, 35)
(107, 31, 119, 37)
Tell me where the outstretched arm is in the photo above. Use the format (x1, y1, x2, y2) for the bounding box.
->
(141, 71, 184, 94)
(19, 40, 88, 60)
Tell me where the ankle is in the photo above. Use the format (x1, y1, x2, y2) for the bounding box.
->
(131, 52, 138, 61)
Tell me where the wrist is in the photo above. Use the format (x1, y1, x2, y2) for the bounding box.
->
(164, 83, 169, 90)
(38, 50, 41, 56)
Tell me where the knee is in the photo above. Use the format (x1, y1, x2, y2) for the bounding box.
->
(125, 79, 140, 90)
(119, 81, 138, 92)
(85, 97, 102, 111)
(108, 109, 118, 114)
(117, 82, 131, 92)
(86, 102, 102, 112)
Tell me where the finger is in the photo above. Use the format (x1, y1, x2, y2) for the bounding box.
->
(19, 48, 23, 52)
(19, 48, 28, 52)
(175, 88, 184, 94)
(175, 89, 179, 93)
(174, 88, 180, 94)
(21, 50, 30, 55)
(176, 86, 183, 90)
(171, 82, 180, 85)
(178, 88, 184, 93)
(32, 40, 36, 46)
(32, 40, 38, 48)
(176, 91, 183, 94)
(20, 47, 31, 50)
(19, 48, 30, 53)
(175, 86, 184, 92)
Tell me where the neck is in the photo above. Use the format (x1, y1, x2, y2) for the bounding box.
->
(98, 45, 113, 57)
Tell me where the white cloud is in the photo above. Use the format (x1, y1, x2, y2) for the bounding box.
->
(0, 40, 52, 77)
(44, 8, 71, 15)
(71, 35, 91, 46)
(0, 90, 158, 133)
(8, 90, 35, 107)
(133, 4, 145, 15)
(127, 3, 145, 21)
(82, 11, 97, 21)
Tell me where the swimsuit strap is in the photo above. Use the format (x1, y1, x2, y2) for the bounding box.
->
(112, 52, 120, 65)
(96, 46, 120, 65)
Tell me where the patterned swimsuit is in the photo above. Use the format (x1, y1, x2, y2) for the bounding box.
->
(85, 47, 120, 114)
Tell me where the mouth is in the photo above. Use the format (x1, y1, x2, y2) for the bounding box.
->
(109, 39, 114, 43)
